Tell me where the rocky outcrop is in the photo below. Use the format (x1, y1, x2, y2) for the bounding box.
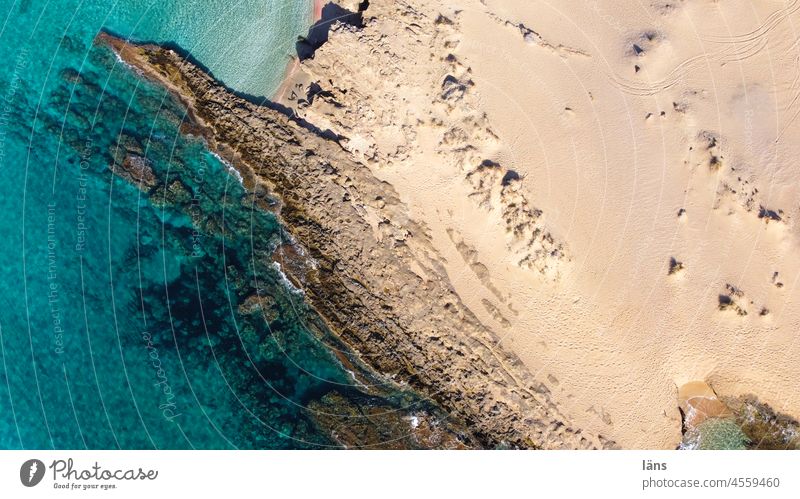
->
(678, 381, 800, 450)
(112, 153, 157, 190)
(96, 29, 611, 449)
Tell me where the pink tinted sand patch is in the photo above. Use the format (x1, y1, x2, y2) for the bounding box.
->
(314, 0, 325, 22)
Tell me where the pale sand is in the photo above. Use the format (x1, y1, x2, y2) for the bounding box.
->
(278, 0, 800, 447)
(271, 0, 322, 103)
(678, 381, 733, 428)
(313, 0, 324, 22)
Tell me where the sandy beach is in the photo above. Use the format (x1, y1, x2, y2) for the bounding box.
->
(271, 0, 324, 103)
(274, 0, 800, 448)
(103, 0, 800, 448)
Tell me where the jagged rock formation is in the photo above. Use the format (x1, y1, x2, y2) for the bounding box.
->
(465, 161, 567, 279)
(96, 30, 611, 449)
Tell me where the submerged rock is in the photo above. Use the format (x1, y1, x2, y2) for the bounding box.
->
(112, 153, 157, 190)
(308, 391, 472, 449)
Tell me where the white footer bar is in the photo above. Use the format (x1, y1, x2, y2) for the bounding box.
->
(1, 450, 797, 498)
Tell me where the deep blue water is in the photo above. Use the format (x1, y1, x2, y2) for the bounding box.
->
(0, 0, 422, 449)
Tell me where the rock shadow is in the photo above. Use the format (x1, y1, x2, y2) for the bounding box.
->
(297, 1, 370, 60)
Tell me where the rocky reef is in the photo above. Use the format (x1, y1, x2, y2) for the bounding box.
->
(678, 382, 799, 450)
(95, 30, 611, 449)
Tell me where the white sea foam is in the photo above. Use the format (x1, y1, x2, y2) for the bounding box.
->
(111, 50, 143, 77)
(271, 261, 304, 295)
(210, 151, 244, 186)
(278, 233, 319, 270)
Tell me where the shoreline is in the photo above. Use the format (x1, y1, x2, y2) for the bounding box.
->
(269, 0, 800, 448)
(96, 30, 605, 450)
(271, 0, 323, 104)
(98, 0, 800, 449)
(313, 0, 324, 22)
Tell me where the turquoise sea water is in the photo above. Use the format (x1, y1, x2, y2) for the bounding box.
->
(0, 0, 425, 449)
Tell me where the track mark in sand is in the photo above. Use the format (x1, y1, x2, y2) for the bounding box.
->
(699, 0, 800, 45)
(776, 48, 800, 141)
(607, 37, 770, 97)
(607, 0, 800, 98)
(779, 46, 800, 110)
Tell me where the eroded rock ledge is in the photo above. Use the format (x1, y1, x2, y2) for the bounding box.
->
(96, 31, 612, 449)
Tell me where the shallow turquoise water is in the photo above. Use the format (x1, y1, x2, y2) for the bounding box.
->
(0, 0, 423, 449)
(2, 0, 310, 98)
